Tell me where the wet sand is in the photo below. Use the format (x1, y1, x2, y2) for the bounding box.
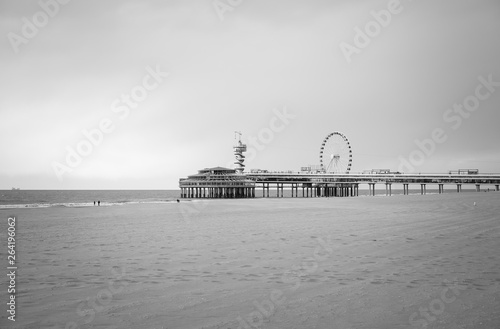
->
(1, 192, 499, 329)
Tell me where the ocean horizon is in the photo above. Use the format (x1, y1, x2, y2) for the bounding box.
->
(0, 187, 491, 209)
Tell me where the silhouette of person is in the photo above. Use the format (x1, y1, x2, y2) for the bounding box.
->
(98, 200, 100, 206)
(94, 201, 96, 206)
(177, 199, 180, 203)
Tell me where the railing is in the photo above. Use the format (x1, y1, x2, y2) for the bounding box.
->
(245, 171, 500, 176)
(179, 181, 256, 187)
(181, 172, 500, 186)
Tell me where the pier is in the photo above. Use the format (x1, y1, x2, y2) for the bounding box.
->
(180, 170, 500, 199)
(179, 132, 500, 198)
(246, 172, 500, 197)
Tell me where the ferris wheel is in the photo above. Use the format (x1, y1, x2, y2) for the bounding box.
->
(319, 132, 352, 174)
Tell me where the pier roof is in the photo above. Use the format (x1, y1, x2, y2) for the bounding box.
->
(199, 166, 235, 173)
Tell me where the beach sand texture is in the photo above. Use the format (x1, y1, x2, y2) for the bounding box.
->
(1, 192, 499, 329)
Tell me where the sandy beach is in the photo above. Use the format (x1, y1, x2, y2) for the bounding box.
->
(1, 192, 499, 329)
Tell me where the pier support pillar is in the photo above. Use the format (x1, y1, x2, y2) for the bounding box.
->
(420, 184, 426, 195)
(457, 184, 462, 193)
(368, 183, 376, 196)
(475, 184, 481, 192)
(385, 183, 392, 196)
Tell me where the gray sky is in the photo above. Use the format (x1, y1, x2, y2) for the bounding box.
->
(1, 0, 499, 189)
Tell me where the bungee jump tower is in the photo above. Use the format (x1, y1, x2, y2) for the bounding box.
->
(179, 132, 256, 198)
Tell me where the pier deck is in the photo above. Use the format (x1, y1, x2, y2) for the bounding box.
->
(246, 172, 500, 197)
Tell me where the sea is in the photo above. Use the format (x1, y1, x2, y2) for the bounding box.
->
(0, 187, 484, 209)
(0, 190, 181, 209)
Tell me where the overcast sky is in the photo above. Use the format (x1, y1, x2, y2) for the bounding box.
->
(1, 0, 499, 189)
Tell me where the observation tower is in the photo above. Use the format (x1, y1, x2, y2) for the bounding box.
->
(233, 131, 247, 174)
(178, 131, 255, 199)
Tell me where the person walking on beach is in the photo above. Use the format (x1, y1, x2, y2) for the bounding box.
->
(94, 201, 96, 206)
(98, 200, 100, 206)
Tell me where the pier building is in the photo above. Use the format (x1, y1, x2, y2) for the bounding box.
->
(179, 167, 256, 198)
(179, 132, 256, 198)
